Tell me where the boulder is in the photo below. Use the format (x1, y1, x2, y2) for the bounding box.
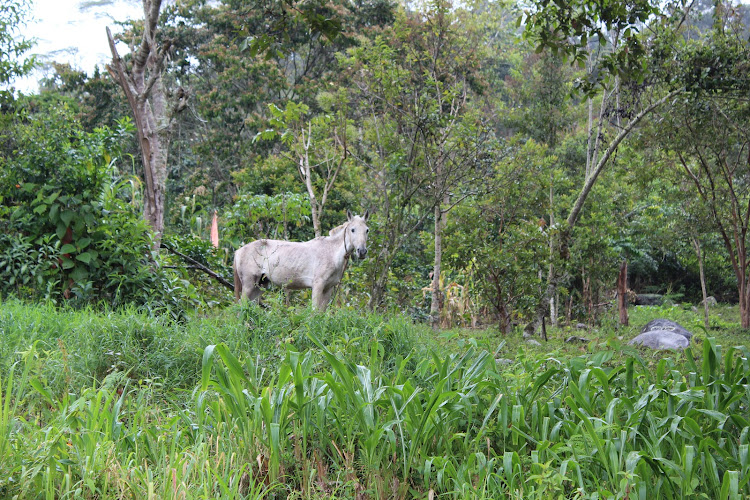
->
(629, 330, 690, 350)
(565, 336, 590, 343)
(641, 319, 692, 340)
(634, 294, 663, 306)
(702, 296, 718, 307)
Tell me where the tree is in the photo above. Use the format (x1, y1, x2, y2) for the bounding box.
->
(519, 0, 690, 332)
(444, 139, 552, 332)
(341, 2, 489, 312)
(656, 14, 750, 325)
(0, 0, 35, 100)
(106, 0, 187, 247)
(418, 1, 489, 328)
(256, 100, 350, 238)
(150, 0, 395, 214)
(503, 50, 573, 326)
(0, 100, 197, 311)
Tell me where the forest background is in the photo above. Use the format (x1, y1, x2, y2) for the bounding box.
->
(2, 0, 750, 331)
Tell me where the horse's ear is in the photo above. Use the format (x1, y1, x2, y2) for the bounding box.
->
(347, 210, 353, 221)
(363, 209, 370, 221)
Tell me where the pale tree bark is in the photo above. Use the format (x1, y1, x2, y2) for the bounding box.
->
(298, 124, 321, 238)
(586, 97, 593, 178)
(522, 88, 682, 336)
(587, 90, 609, 174)
(106, 0, 186, 248)
(548, 175, 557, 326)
(430, 197, 449, 329)
(617, 260, 628, 326)
(566, 89, 683, 231)
(295, 121, 346, 238)
(692, 236, 710, 329)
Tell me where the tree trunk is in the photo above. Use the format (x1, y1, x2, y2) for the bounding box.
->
(497, 303, 512, 334)
(582, 266, 591, 324)
(617, 260, 628, 326)
(548, 175, 557, 327)
(741, 271, 750, 329)
(492, 281, 512, 334)
(298, 124, 321, 238)
(369, 242, 400, 310)
(586, 97, 593, 178)
(297, 121, 346, 239)
(691, 236, 710, 329)
(300, 154, 322, 238)
(106, 0, 176, 248)
(430, 203, 445, 329)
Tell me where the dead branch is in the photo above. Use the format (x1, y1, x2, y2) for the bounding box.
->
(160, 242, 234, 291)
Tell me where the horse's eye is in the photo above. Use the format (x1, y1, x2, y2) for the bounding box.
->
(351, 228, 355, 232)
(366, 228, 369, 233)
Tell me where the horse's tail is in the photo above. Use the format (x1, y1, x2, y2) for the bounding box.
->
(233, 255, 242, 301)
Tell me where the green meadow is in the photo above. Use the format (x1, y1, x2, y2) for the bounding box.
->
(1, 299, 749, 499)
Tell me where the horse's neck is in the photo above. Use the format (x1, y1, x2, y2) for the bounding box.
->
(328, 223, 347, 237)
(326, 223, 350, 263)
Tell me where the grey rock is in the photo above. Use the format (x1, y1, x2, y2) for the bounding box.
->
(702, 296, 717, 307)
(575, 323, 588, 330)
(629, 330, 690, 350)
(495, 358, 514, 366)
(565, 336, 590, 343)
(641, 319, 692, 340)
(526, 339, 542, 347)
(635, 294, 663, 306)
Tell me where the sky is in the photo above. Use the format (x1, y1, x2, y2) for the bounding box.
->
(16, 0, 142, 93)
(13, 0, 750, 93)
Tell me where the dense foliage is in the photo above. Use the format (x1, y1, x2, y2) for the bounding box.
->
(2, 0, 748, 326)
(0, 100, 199, 316)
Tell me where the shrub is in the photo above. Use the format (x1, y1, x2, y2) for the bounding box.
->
(0, 100, 199, 315)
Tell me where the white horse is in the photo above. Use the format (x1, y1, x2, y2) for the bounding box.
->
(233, 211, 370, 310)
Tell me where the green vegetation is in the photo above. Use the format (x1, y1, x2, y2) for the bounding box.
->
(1, 0, 750, 497)
(1, 299, 749, 499)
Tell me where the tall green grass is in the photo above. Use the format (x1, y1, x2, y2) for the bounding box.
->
(1, 298, 749, 498)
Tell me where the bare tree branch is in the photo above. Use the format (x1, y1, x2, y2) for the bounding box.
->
(161, 242, 234, 291)
(567, 88, 684, 228)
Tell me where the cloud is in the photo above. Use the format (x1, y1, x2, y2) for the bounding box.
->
(14, 0, 141, 93)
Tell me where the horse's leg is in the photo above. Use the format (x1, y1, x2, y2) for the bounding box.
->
(246, 281, 263, 303)
(238, 268, 263, 303)
(312, 283, 333, 311)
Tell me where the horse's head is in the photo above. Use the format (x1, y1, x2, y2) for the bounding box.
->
(346, 210, 370, 259)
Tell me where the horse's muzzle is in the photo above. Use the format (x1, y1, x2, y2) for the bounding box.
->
(357, 248, 368, 259)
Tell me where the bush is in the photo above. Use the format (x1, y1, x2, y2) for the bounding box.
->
(0, 100, 199, 315)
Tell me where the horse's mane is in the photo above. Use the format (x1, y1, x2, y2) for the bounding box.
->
(328, 223, 347, 237)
